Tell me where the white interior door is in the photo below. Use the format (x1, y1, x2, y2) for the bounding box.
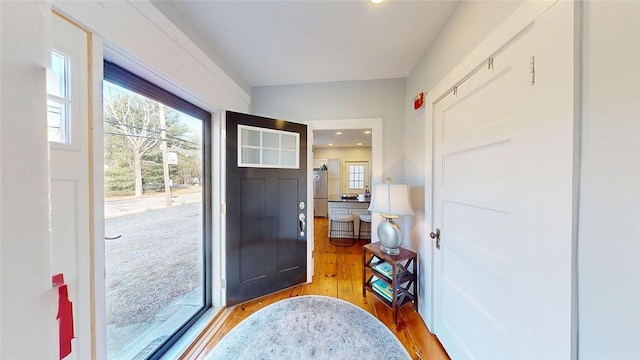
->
(49, 13, 92, 360)
(432, 14, 574, 358)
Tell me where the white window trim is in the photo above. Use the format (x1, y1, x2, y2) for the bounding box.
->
(344, 160, 370, 192)
(237, 124, 300, 169)
(47, 50, 71, 145)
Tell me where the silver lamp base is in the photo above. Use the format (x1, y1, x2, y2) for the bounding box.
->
(377, 217, 403, 255)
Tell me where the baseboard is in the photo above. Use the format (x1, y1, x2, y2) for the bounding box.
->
(178, 307, 234, 360)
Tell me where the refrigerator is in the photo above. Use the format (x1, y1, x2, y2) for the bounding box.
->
(313, 168, 328, 217)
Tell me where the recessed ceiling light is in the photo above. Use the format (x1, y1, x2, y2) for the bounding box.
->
(329, 143, 333, 146)
(357, 143, 363, 146)
(371, 0, 384, 3)
(364, 130, 371, 134)
(336, 132, 343, 135)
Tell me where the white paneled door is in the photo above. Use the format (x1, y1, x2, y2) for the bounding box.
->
(49, 13, 92, 360)
(433, 28, 533, 357)
(432, 4, 577, 358)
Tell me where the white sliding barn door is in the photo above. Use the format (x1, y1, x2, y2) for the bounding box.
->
(431, 2, 578, 359)
(49, 13, 93, 360)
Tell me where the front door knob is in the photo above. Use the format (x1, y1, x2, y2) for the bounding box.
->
(430, 228, 441, 249)
(299, 213, 306, 237)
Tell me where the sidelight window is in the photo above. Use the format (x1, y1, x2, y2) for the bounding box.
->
(103, 61, 212, 360)
(47, 51, 70, 143)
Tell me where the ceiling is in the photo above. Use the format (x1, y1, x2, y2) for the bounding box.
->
(313, 129, 372, 148)
(152, 0, 458, 88)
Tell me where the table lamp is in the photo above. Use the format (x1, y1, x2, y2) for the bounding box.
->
(368, 178, 414, 255)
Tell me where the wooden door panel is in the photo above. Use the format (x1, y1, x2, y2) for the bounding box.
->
(276, 178, 302, 271)
(274, 177, 306, 290)
(238, 178, 267, 253)
(441, 285, 512, 359)
(226, 111, 307, 305)
(442, 68, 513, 146)
(443, 202, 510, 263)
(238, 178, 268, 283)
(433, 26, 532, 359)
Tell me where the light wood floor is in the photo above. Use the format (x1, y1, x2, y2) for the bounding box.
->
(182, 218, 450, 360)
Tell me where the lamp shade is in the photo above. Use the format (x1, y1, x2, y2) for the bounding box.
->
(368, 182, 414, 217)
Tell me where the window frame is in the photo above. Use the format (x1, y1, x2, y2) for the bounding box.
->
(47, 50, 71, 144)
(103, 61, 212, 360)
(237, 124, 300, 169)
(344, 160, 370, 192)
(348, 164, 365, 190)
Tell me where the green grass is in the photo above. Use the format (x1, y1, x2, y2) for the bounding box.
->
(105, 202, 203, 327)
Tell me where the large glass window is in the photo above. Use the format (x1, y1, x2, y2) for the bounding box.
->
(103, 61, 211, 360)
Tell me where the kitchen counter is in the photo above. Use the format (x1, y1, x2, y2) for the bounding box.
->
(327, 195, 371, 203)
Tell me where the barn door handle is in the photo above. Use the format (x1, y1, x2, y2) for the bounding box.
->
(299, 213, 306, 236)
(430, 228, 441, 249)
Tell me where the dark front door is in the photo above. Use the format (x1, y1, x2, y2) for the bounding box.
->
(226, 111, 307, 305)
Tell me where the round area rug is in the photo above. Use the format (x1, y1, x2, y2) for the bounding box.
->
(207, 295, 410, 359)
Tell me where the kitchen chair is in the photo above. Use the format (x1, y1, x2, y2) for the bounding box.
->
(358, 214, 372, 244)
(329, 213, 355, 246)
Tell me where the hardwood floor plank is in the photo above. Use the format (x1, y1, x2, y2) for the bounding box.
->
(183, 218, 450, 360)
(402, 307, 450, 360)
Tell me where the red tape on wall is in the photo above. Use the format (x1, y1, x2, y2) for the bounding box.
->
(53, 274, 75, 359)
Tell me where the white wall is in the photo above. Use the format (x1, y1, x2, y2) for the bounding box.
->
(403, 0, 522, 328)
(252, 78, 406, 184)
(0, 1, 250, 359)
(313, 147, 372, 162)
(0, 2, 58, 359)
(151, 1, 252, 96)
(578, 2, 640, 358)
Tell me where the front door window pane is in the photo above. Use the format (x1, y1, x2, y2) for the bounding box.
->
(281, 150, 297, 167)
(263, 149, 279, 165)
(281, 134, 296, 150)
(237, 125, 299, 168)
(262, 132, 279, 148)
(242, 128, 260, 146)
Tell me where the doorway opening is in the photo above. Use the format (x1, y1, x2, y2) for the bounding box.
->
(306, 118, 383, 279)
(312, 128, 373, 205)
